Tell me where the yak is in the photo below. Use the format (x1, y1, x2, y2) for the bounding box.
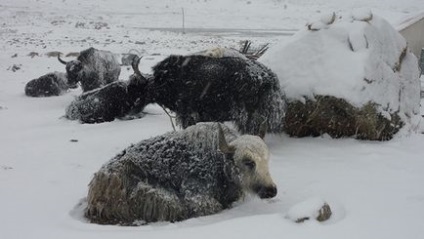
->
(65, 59, 148, 123)
(58, 47, 121, 92)
(85, 122, 277, 225)
(25, 72, 70, 97)
(135, 51, 286, 135)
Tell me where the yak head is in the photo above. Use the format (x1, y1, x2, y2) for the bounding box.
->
(58, 54, 83, 88)
(218, 123, 277, 199)
(126, 56, 151, 107)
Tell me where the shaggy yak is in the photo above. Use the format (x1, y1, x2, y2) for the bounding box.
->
(65, 59, 149, 123)
(25, 72, 70, 97)
(58, 47, 121, 92)
(85, 122, 277, 225)
(142, 52, 286, 135)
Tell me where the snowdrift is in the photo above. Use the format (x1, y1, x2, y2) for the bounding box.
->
(260, 11, 421, 140)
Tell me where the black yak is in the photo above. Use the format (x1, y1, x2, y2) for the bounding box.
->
(58, 47, 121, 92)
(25, 72, 70, 97)
(137, 51, 286, 135)
(85, 122, 277, 225)
(65, 59, 148, 123)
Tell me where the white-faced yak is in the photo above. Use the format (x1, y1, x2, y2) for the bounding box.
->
(58, 47, 121, 92)
(25, 72, 70, 97)
(85, 122, 277, 225)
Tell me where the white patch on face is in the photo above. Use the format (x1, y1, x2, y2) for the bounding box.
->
(229, 135, 275, 192)
(231, 135, 269, 163)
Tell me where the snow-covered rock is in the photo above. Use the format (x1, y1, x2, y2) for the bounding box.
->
(286, 197, 332, 223)
(260, 11, 421, 140)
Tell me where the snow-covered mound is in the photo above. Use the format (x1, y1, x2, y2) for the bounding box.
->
(260, 11, 421, 140)
(285, 197, 332, 223)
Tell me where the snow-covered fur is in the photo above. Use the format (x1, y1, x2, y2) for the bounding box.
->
(25, 72, 70, 97)
(85, 122, 277, 225)
(65, 75, 148, 123)
(144, 54, 285, 135)
(59, 47, 121, 92)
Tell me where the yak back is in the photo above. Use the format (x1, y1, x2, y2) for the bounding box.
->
(150, 55, 278, 123)
(65, 81, 131, 123)
(77, 47, 121, 91)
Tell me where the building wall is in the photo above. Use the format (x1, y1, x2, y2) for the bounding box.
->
(398, 13, 424, 60)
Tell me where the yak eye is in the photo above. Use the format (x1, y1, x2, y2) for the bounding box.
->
(243, 158, 256, 170)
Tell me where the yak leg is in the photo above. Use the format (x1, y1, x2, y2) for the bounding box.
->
(128, 182, 188, 223)
(86, 173, 187, 225)
(183, 194, 224, 218)
(181, 179, 224, 218)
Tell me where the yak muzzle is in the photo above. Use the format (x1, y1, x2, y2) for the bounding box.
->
(255, 185, 277, 199)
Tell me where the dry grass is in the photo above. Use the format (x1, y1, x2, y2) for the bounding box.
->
(284, 95, 403, 141)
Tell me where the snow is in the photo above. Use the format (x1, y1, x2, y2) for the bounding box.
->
(260, 11, 421, 131)
(1, 0, 424, 239)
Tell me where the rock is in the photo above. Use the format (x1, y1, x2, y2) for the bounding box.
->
(352, 9, 373, 22)
(320, 12, 336, 25)
(286, 198, 332, 223)
(316, 203, 332, 222)
(8, 64, 21, 72)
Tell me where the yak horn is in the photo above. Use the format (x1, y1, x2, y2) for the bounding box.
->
(217, 123, 235, 154)
(258, 120, 268, 139)
(131, 56, 145, 79)
(57, 54, 68, 65)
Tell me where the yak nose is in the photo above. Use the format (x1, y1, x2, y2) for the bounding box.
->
(258, 186, 277, 199)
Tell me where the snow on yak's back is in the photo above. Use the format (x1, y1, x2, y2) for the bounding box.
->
(85, 122, 277, 225)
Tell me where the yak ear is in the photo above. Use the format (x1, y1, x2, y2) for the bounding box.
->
(217, 123, 235, 154)
(258, 120, 268, 139)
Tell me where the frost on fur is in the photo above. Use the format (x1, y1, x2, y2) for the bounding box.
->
(25, 72, 69, 97)
(149, 54, 286, 135)
(85, 123, 277, 225)
(58, 47, 121, 92)
(65, 73, 148, 123)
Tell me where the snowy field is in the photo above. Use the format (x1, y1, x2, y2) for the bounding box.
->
(1, 0, 424, 239)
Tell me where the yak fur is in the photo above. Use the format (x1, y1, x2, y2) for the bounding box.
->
(65, 74, 148, 123)
(144, 54, 286, 135)
(60, 47, 121, 92)
(25, 72, 70, 97)
(85, 122, 277, 225)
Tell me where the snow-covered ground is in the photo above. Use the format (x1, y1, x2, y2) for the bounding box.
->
(1, 0, 424, 239)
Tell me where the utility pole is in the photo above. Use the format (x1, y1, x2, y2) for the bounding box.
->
(182, 8, 186, 34)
